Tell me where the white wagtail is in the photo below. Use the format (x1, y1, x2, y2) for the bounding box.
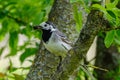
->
(33, 21, 72, 58)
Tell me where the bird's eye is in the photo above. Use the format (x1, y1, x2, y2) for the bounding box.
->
(44, 24, 47, 27)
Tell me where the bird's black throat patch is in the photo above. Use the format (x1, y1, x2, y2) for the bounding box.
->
(42, 29, 52, 43)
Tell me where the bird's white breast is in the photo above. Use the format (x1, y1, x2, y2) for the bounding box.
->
(43, 33, 71, 57)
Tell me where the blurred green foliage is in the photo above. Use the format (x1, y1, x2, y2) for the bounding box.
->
(92, 0, 120, 48)
(0, 0, 53, 61)
(105, 68, 120, 80)
(0, 0, 53, 79)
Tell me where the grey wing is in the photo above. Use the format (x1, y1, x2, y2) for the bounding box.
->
(55, 29, 66, 38)
(54, 29, 72, 46)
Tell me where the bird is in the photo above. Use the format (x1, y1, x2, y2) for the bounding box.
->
(33, 21, 72, 58)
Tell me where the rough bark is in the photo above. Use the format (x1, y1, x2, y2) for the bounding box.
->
(26, 0, 113, 80)
(48, 0, 79, 42)
(26, 0, 77, 80)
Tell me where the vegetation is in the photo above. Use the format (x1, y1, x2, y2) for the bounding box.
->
(0, 0, 53, 79)
(0, 0, 120, 80)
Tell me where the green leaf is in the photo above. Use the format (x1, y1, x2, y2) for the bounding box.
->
(105, 0, 120, 27)
(92, 4, 107, 14)
(78, 11, 82, 31)
(9, 31, 18, 56)
(32, 11, 45, 25)
(20, 48, 37, 63)
(45, 0, 51, 4)
(13, 74, 24, 80)
(106, 10, 116, 26)
(73, 4, 83, 32)
(106, 0, 118, 9)
(114, 38, 120, 45)
(107, 10, 116, 19)
(0, 47, 5, 57)
(20, 26, 33, 38)
(70, 0, 81, 3)
(92, 3, 120, 26)
(104, 30, 115, 48)
(32, 30, 42, 39)
(8, 19, 20, 32)
(0, 19, 9, 41)
(112, 0, 118, 6)
(8, 59, 17, 73)
(115, 30, 120, 44)
(73, 4, 79, 21)
(116, 30, 120, 38)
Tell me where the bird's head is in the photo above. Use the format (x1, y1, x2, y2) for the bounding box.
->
(33, 21, 56, 31)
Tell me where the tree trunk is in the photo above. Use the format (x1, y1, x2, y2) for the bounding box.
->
(26, 0, 77, 80)
(26, 0, 112, 80)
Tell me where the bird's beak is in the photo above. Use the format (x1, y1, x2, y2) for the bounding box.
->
(33, 25, 41, 30)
